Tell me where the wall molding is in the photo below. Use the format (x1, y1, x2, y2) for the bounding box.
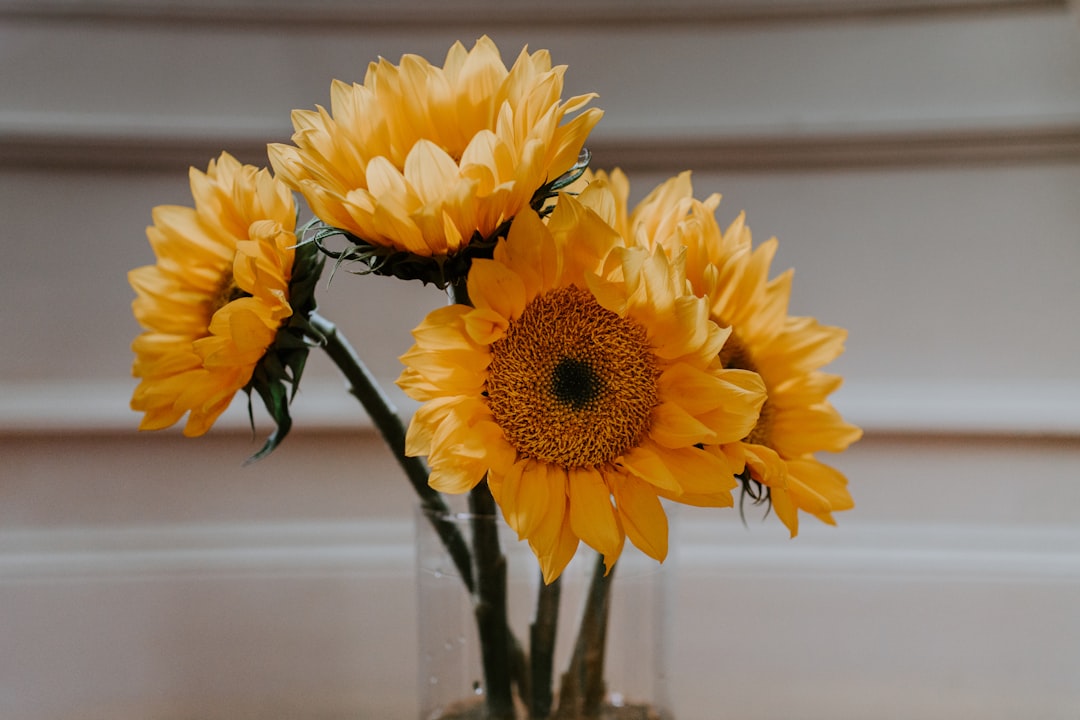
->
(2, 518, 1077, 585)
(0, 521, 413, 583)
(675, 520, 1080, 583)
(827, 380, 1080, 437)
(3, 519, 1078, 720)
(3, 378, 1079, 438)
(0, 0, 1065, 28)
(5, 114, 1080, 173)
(589, 123, 1080, 172)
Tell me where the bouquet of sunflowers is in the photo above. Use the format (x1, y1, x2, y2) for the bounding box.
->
(128, 36, 860, 720)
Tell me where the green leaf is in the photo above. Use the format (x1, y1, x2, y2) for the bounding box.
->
(244, 379, 292, 465)
(241, 235, 326, 464)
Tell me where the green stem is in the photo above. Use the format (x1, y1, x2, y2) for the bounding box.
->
(529, 573, 562, 718)
(469, 483, 517, 719)
(555, 554, 615, 720)
(447, 278, 534, 716)
(309, 312, 476, 593)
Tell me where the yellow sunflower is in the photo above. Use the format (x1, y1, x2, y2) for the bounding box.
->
(397, 186, 766, 582)
(598, 169, 862, 537)
(268, 36, 603, 263)
(129, 152, 303, 440)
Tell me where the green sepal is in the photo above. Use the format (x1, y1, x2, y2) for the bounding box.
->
(244, 375, 292, 465)
(308, 148, 593, 289)
(529, 147, 591, 212)
(241, 235, 326, 464)
(736, 468, 772, 525)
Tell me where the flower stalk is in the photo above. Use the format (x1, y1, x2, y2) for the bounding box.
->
(468, 483, 517, 719)
(446, 276, 522, 717)
(555, 555, 614, 719)
(313, 300, 534, 720)
(308, 312, 477, 593)
(529, 574, 562, 718)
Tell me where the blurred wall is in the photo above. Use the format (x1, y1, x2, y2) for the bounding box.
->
(2, 1, 1080, 718)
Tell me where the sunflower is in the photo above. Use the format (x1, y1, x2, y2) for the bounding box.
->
(130, 152, 317, 449)
(598, 169, 863, 537)
(397, 186, 766, 582)
(268, 36, 603, 270)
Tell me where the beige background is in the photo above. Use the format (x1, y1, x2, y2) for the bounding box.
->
(2, 1, 1080, 718)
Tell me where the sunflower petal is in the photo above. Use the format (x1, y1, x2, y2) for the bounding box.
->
(613, 474, 669, 562)
(468, 258, 528, 321)
(499, 459, 556, 541)
(649, 401, 717, 448)
(568, 467, 623, 562)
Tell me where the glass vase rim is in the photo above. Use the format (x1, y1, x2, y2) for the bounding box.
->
(418, 505, 501, 523)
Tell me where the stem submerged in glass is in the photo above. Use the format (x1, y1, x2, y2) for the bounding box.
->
(468, 483, 517, 719)
(555, 554, 614, 720)
(530, 574, 562, 718)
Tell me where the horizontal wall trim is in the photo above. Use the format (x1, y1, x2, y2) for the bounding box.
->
(3, 379, 1079, 438)
(828, 380, 1080, 437)
(0, 521, 413, 583)
(5, 118, 1080, 173)
(2, 519, 1077, 585)
(0, 0, 1064, 27)
(676, 521, 1080, 583)
(590, 123, 1080, 172)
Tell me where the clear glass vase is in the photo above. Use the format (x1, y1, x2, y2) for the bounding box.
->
(416, 504, 673, 720)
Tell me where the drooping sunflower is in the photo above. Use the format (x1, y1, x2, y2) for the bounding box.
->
(397, 186, 766, 582)
(268, 36, 603, 280)
(129, 152, 322, 457)
(598, 169, 862, 536)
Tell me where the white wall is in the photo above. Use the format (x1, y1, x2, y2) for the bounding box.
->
(2, 2, 1080, 719)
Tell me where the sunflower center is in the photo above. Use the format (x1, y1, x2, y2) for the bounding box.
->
(551, 357, 601, 409)
(209, 271, 250, 316)
(485, 285, 659, 468)
(718, 326, 772, 447)
(718, 329, 755, 375)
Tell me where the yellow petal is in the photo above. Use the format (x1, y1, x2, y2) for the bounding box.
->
(771, 405, 863, 456)
(467, 258, 527, 322)
(619, 444, 680, 495)
(499, 213, 559, 299)
(764, 317, 847, 375)
(567, 467, 622, 562)
(577, 180, 617, 228)
(364, 155, 409, 201)
(523, 467, 581, 583)
(463, 307, 509, 346)
(740, 442, 789, 491)
(404, 396, 460, 456)
(785, 458, 854, 513)
(428, 460, 485, 494)
(533, 511, 580, 585)
(408, 306, 475, 356)
(694, 368, 767, 443)
(612, 474, 668, 562)
(657, 362, 737, 416)
(370, 199, 427, 254)
(770, 371, 844, 407)
(649, 401, 717, 448)
(769, 484, 801, 538)
(499, 459, 556, 541)
(662, 445, 738, 504)
(404, 139, 461, 205)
